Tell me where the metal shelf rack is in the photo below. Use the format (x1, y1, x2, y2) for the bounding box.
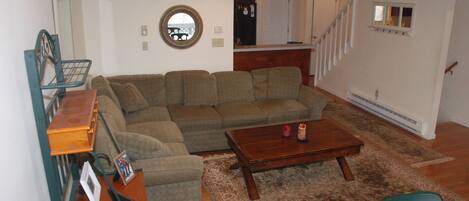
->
(24, 30, 92, 201)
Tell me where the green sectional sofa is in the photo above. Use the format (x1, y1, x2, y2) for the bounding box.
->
(92, 66, 328, 201)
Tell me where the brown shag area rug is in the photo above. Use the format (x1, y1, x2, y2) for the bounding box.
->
(323, 102, 453, 167)
(202, 143, 463, 201)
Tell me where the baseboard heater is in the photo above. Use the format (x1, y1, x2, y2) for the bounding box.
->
(347, 90, 423, 135)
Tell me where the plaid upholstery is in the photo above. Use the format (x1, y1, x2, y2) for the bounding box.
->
(97, 96, 126, 132)
(216, 102, 267, 127)
(125, 106, 171, 125)
(182, 129, 229, 153)
(168, 105, 222, 132)
(127, 121, 184, 143)
(133, 155, 203, 186)
(94, 119, 120, 160)
(108, 74, 167, 106)
(183, 74, 218, 106)
(110, 82, 149, 113)
(298, 85, 329, 119)
(251, 68, 270, 100)
(146, 180, 201, 201)
(92, 75, 121, 108)
(256, 99, 310, 123)
(115, 131, 174, 160)
(213, 71, 255, 104)
(166, 143, 190, 155)
(165, 70, 209, 105)
(268, 67, 302, 99)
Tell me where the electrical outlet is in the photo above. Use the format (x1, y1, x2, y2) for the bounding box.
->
(212, 38, 224, 48)
(142, 41, 149, 51)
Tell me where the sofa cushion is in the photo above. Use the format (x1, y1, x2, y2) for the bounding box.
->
(268, 67, 302, 99)
(95, 119, 120, 160)
(166, 143, 189, 155)
(115, 131, 173, 160)
(165, 70, 209, 105)
(168, 105, 222, 132)
(126, 121, 184, 143)
(213, 71, 255, 104)
(92, 76, 121, 108)
(133, 155, 203, 186)
(183, 74, 218, 106)
(125, 106, 171, 125)
(216, 102, 267, 128)
(110, 82, 149, 113)
(256, 99, 310, 123)
(298, 85, 329, 120)
(251, 68, 270, 100)
(108, 74, 166, 106)
(98, 96, 126, 132)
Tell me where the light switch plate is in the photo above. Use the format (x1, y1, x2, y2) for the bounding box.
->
(212, 38, 224, 48)
(142, 41, 149, 51)
(141, 25, 148, 36)
(214, 26, 223, 34)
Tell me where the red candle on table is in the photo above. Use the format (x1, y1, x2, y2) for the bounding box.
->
(282, 125, 291, 137)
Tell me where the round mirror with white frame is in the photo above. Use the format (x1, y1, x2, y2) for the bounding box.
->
(159, 5, 203, 49)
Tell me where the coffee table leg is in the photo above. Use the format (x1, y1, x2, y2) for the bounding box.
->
(229, 162, 240, 170)
(241, 167, 260, 200)
(336, 157, 354, 181)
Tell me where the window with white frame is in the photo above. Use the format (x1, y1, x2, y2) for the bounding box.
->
(371, 2, 415, 35)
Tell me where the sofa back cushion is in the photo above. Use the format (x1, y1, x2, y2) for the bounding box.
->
(213, 71, 255, 104)
(251, 68, 270, 100)
(107, 74, 166, 106)
(97, 95, 126, 132)
(267, 67, 302, 99)
(91, 76, 121, 108)
(110, 82, 149, 113)
(165, 70, 209, 105)
(251, 67, 302, 100)
(183, 74, 218, 106)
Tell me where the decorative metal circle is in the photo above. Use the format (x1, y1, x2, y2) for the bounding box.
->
(159, 5, 203, 49)
(34, 30, 56, 80)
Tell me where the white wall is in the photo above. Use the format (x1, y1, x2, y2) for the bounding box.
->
(0, 1, 53, 201)
(257, 0, 313, 45)
(55, 0, 75, 59)
(71, 0, 87, 59)
(317, 0, 455, 139)
(438, 0, 469, 127)
(289, 0, 313, 44)
(77, 0, 233, 76)
(256, 0, 289, 45)
(313, 0, 341, 40)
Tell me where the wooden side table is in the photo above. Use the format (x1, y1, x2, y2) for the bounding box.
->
(76, 171, 147, 201)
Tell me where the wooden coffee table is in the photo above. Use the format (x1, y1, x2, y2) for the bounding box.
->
(226, 119, 364, 200)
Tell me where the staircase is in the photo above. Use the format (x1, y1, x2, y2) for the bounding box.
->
(313, 0, 356, 86)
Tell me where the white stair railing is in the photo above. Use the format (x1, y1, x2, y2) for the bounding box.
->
(314, 0, 356, 86)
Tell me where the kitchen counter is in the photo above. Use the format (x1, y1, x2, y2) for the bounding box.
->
(234, 44, 314, 52)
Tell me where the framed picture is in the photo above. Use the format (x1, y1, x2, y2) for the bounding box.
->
(80, 161, 101, 201)
(113, 151, 136, 185)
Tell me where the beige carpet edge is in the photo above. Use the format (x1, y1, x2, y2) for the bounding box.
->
(411, 156, 455, 168)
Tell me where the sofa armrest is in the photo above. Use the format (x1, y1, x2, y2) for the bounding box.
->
(133, 155, 204, 186)
(126, 121, 184, 143)
(115, 131, 173, 160)
(298, 85, 329, 119)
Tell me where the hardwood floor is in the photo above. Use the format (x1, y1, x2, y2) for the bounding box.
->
(314, 83, 469, 200)
(417, 122, 469, 200)
(200, 79, 469, 200)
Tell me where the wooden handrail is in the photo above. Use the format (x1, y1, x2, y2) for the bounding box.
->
(445, 61, 458, 74)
